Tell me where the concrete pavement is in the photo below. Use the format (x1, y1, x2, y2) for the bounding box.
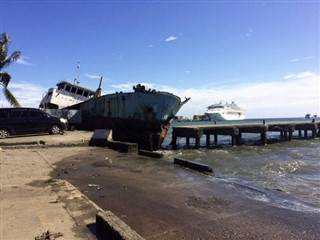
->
(0, 131, 99, 239)
(0, 147, 97, 239)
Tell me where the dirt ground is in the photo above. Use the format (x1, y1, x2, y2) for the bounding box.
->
(1, 131, 320, 239)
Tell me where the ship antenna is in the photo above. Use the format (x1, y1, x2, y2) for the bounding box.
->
(73, 62, 80, 84)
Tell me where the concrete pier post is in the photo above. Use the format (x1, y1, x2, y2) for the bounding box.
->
(235, 136, 241, 145)
(195, 137, 200, 149)
(231, 135, 236, 146)
(186, 137, 190, 146)
(238, 132, 242, 141)
(236, 132, 242, 145)
(304, 130, 308, 138)
(206, 134, 210, 147)
(261, 132, 267, 145)
(289, 125, 294, 141)
(284, 131, 288, 140)
(171, 135, 177, 149)
(214, 134, 218, 145)
(288, 131, 293, 140)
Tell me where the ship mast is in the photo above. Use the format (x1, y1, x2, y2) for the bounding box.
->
(73, 62, 80, 85)
(93, 76, 103, 98)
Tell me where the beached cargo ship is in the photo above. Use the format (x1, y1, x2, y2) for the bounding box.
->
(40, 80, 190, 150)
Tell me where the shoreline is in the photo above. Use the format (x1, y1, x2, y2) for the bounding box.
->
(52, 146, 320, 239)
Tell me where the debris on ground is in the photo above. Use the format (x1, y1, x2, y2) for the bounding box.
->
(35, 230, 63, 240)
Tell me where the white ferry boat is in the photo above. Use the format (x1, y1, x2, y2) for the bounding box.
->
(39, 81, 96, 109)
(205, 101, 246, 121)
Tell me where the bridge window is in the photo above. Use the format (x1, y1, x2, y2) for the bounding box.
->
(77, 89, 83, 95)
(65, 85, 71, 92)
(71, 87, 77, 93)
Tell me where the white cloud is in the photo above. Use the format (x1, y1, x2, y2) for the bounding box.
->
(304, 56, 314, 60)
(284, 71, 316, 80)
(110, 82, 134, 91)
(165, 35, 178, 42)
(16, 56, 33, 66)
(290, 58, 299, 62)
(245, 28, 254, 37)
(283, 74, 295, 80)
(84, 73, 101, 79)
(290, 57, 314, 62)
(0, 81, 46, 108)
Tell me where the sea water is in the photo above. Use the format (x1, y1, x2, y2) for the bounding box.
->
(160, 118, 320, 213)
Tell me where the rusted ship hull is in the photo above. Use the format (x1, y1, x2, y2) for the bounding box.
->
(65, 90, 189, 150)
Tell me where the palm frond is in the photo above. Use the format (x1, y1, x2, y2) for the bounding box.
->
(0, 32, 21, 108)
(0, 32, 9, 44)
(0, 72, 11, 88)
(8, 51, 21, 61)
(0, 51, 21, 69)
(0, 33, 10, 63)
(2, 87, 21, 107)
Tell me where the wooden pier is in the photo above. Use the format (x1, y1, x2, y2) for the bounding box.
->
(171, 121, 320, 149)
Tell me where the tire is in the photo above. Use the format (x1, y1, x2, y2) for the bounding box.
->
(0, 129, 10, 138)
(50, 125, 62, 135)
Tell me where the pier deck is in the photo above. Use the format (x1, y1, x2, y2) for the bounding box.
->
(171, 121, 320, 149)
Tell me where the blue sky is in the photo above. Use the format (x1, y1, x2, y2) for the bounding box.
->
(1, 0, 319, 118)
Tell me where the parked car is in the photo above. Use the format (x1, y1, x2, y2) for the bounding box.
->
(0, 108, 67, 138)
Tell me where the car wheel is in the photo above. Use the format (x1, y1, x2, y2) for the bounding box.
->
(0, 129, 10, 138)
(50, 125, 61, 134)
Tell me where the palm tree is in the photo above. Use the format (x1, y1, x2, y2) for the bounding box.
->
(0, 32, 21, 107)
